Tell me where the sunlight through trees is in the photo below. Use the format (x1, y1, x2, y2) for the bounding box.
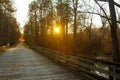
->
(23, 0, 120, 63)
(54, 27, 60, 33)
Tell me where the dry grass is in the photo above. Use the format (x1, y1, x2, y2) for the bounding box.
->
(0, 46, 8, 54)
(0, 43, 19, 54)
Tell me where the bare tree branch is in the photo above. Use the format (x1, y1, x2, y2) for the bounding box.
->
(94, 0, 112, 26)
(78, 11, 120, 24)
(97, 0, 120, 8)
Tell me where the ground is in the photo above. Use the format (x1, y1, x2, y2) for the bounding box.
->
(0, 42, 81, 80)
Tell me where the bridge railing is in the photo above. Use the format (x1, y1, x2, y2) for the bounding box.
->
(31, 46, 120, 80)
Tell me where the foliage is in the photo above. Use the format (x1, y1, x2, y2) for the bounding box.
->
(24, 0, 120, 60)
(0, 0, 21, 46)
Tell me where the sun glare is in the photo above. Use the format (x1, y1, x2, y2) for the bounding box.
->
(54, 27, 60, 33)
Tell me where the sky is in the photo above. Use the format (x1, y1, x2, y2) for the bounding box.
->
(12, 0, 119, 28)
(12, 0, 35, 28)
(12, 0, 102, 28)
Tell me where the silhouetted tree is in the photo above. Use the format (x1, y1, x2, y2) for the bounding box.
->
(0, 0, 20, 46)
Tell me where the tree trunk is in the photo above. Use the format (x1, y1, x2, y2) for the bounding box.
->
(109, 0, 120, 80)
(73, 0, 78, 52)
(35, 11, 39, 45)
(109, 0, 120, 63)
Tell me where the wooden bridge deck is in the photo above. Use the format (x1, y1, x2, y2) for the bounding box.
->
(0, 43, 81, 80)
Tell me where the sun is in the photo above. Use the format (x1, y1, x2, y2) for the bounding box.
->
(54, 27, 60, 33)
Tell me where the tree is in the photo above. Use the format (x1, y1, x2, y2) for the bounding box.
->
(0, 0, 20, 46)
(72, 0, 78, 43)
(94, 0, 120, 63)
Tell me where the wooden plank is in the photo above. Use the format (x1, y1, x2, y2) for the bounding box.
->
(0, 43, 81, 80)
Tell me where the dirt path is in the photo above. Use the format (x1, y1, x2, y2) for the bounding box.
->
(0, 42, 80, 80)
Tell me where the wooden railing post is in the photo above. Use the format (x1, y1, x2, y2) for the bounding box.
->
(109, 67, 114, 80)
(31, 46, 120, 80)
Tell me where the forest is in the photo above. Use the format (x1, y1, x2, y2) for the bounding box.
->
(0, 0, 120, 79)
(0, 0, 20, 46)
(0, 0, 120, 63)
(24, 0, 120, 63)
